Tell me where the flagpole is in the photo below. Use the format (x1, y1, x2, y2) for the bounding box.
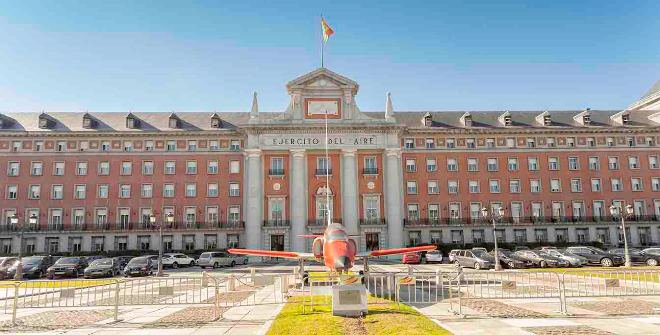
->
(320, 15, 324, 68)
(324, 109, 331, 226)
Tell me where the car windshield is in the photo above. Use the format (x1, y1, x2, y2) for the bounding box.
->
(22, 257, 43, 265)
(56, 257, 80, 265)
(498, 250, 512, 256)
(128, 258, 148, 265)
(91, 259, 113, 266)
(200, 253, 211, 258)
(473, 250, 489, 257)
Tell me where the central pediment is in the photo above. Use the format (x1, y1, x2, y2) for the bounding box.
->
(286, 68, 359, 95)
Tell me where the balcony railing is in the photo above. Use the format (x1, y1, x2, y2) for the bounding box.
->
(307, 218, 343, 226)
(359, 218, 386, 225)
(0, 221, 246, 232)
(263, 220, 290, 227)
(402, 215, 660, 227)
(362, 168, 379, 175)
(268, 169, 285, 176)
(315, 168, 332, 176)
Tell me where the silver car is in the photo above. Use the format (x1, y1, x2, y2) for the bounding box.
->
(425, 250, 443, 263)
(543, 249, 588, 267)
(197, 252, 248, 269)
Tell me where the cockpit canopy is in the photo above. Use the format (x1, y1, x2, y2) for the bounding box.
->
(326, 229, 348, 241)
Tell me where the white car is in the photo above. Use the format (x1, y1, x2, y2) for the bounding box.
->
(425, 250, 443, 263)
(161, 253, 196, 268)
(197, 252, 248, 269)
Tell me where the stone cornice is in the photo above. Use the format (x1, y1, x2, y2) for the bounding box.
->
(404, 126, 660, 136)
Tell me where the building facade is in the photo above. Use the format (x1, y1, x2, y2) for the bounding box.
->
(1, 68, 659, 255)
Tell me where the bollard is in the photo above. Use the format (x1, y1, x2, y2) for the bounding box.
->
(228, 276, 236, 291)
(408, 265, 413, 276)
(113, 281, 120, 321)
(250, 267, 256, 284)
(11, 284, 19, 326)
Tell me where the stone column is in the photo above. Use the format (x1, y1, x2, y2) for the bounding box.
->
(384, 148, 403, 249)
(341, 149, 359, 237)
(244, 149, 263, 250)
(290, 149, 307, 252)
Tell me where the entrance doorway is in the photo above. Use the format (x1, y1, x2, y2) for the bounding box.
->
(270, 234, 285, 251)
(365, 233, 379, 251)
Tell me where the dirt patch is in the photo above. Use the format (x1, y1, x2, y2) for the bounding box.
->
(570, 298, 660, 315)
(0, 309, 114, 331)
(524, 326, 615, 335)
(145, 306, 227, 328)
(342, 316, 368, 335)
(460, 299, 546, 318)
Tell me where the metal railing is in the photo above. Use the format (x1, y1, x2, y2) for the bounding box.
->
(263, 220, 290, 227)
(403, 215, 660, 227)
(0, 221, 246, 233)
(359, 218, 386, 225)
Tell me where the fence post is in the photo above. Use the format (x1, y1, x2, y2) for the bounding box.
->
(228, 276, 236, 291)
(435, 269, 442, 300)
(11, 283, 19, 326)
(250, 268, 256, 285)
(113, 280, 120, 321)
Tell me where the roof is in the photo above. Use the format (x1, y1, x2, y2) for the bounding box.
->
(640, 80, 660, 101)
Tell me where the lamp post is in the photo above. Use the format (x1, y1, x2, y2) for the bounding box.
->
(15, 214, 37, 280)
(482, 206, 505, 271)
(158, 213, 174, 276)
(610, 204, 634, 268)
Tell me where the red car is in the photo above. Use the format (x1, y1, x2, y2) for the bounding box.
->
(402, 253, 422, 264)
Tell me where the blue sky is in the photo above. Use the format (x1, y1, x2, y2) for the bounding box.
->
(0, 0, 658, 112)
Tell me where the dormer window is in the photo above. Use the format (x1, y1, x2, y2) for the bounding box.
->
(621, 113, 631, 125)
(168, 114, 180, 129)
(38, 113, 52, 129)
(126, 113, 140, 129)
(422, 112, 432, 127)
(543, 114, 551, 126)
(211, 113, 222, 128)
(583, 114, 591, 125)
(82, 113, 95, 129)
(460, 112, 472, 127)
(0, 116, 5, 129)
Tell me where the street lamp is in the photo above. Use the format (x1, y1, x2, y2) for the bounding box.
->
(482, 206, 505, 271)
(15, 214, 37, 280)
(158, 212, 174, 276)
(610, 204, 634, 267)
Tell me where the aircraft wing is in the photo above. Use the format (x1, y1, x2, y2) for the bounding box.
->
(228, 248, 315, 259)
(356, 245, 437, 257)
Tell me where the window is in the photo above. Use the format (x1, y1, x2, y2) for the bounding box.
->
(7, 162, 19, 176)
(527, 138, 536, 148)
(166, 140, 177, 151)
(548, 157, 559, 170)
(53, 162, 64, 176)
(120, 161, 131, 175)
(144, 140, 154, 151)
(29, 184, 40, 199)
(650, 156, 659, 169)
(186, 161, 197, 174)
(506, 137, 516, 148)
(187, 140, 197, 151)
(123, 141, 133, 152)
(101, 141, 111, 152)
(163, 184, 175, 197)
(570, 179, 582, 192)
(209, 140, 219, 151)
(486, 138, 495, 148)
(364, 196, 380, 221)
(591, 179, 601, 192)
(469, 180, 479, 193)
(448, 180, 458, 194)
(425, 138, 435, 149)
(79, 141, 89, 151)
(230, 160, 240, 174)
(407, 204, 419, 220)
(165, 161, 176, 174)
(631, 178, 643, 191)
(427, 181, 439, 194)
(119, 184, 131, 198)
(56, 141, 66, 152)
(34, 141, 43, 151)
(509, 180, 521, 193)
(528, 158, 539, 171)
(489, 180, 500, 193)
(98, 161, 110, 175)
(207, 183, 219, 197)
(51, 185, 64, 199)
(6, 185, 17, 199)
(652, 177, 660, 191)
(406, 159, 416, 172)
(587, 137, 596, 147)
(446, 158, 457, 171)
(566, 137, 575, 147)
(608, 157, 619, 170)
(206, 207, 219, 225)
(141, 184, 153, 198)
(487, 158, 498, 171)
(31, 162, 43, 176)
(530, 179, 541, 193)
(568, 157, 579, 170)
(426, 158, 436, 172)
(589, 157, 600, 170)
(428, 204, 439, 221)
(406, 181, 418, 194)
(446, 138, 455, 148)
(74, 185, 86, 199)
(207, 160, 219, 174)
(186, 183, 197, 197)
(550, 179, 561, 192)
(184, 207, 196, 226)
(611, 178, 622, 192)
(607, 137, 615, 147)
(97, 184, 109, 198)
(142, 161, 154, 175)
(11, 141, 21, 151)
(466, 158, 479, 172)
(507, 158, 518, 171)
(627, 136, 635, 147)
(628, 156, 639, 169)
(228, 207, 241, 223)
(230, 140, 241, 151)
(76, 162, 88, 175)
(229, 183, 240, 197)
(270, 158, 284, 175)
(72, 209, 84, 227)
(404, 138, 415, 149)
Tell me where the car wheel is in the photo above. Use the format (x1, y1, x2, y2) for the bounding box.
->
(508, 261, 515, 269)
(601, 258, 613, 267)
(172, 262, 178, 269)
(454, 260, 461, 266)
(474, 262, 481, 270)
(213, 262, 219, 269)
(243, 259, 248, 265)
(647, 258, 658, 266)
(231, 261, 236, 267)
(539, 261, 547, 268)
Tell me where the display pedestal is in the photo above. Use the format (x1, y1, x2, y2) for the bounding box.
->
(331, 285, 367, 317)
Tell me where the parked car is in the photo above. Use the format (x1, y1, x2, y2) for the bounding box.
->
(47, 257, 88, 279)
(7, 255, 53, 279)
(565, 246, 624, 267)
(84, 258, 122, 278)
(607, 248, 660, 266)
(542, 249, 588, 267)
(84, 255, 106, 263)
(123, 256, 154, 277)
(490, 250, 529, 269)
(514, 246, 530, 251)
(0, 257, 19, 280)
(642, 247, 660, 257)
(425, 250, 443, 263)
(448, 249, 460, 263)
(453, 249, 495, 270)
(113, 256, 134, 269)
(161, 253, 196, 268)
(402, 253, 422, 264)
(197, 251, 247, 268)
(471, 247, 488, 253)
(514, 250, 569, 268)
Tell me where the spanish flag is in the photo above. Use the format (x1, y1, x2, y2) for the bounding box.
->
(321, 17, 334, 43)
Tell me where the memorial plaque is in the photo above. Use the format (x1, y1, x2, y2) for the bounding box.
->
(332, 285, 367, 317)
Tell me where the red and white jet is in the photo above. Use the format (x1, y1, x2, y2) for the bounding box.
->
(228, 222, 437, 272)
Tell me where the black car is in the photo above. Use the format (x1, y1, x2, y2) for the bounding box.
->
(514, 250, 570, 268)
(123, 256, 154, 277)
(84, 258, 122, 278)
(7, 255, 53, 279)
(565, 246, 624, 267)
(0, 257, 19, 280)
(113, 256, 134, 269)
(47, 257, 88, 279)
(607, 248, 660, 266)
(490, 250, 530, 269)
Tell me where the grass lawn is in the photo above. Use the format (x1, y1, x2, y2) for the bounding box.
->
(522, 266, 660, 283)
(0, 279, 116, 289)
(267, 295, 452, 335)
